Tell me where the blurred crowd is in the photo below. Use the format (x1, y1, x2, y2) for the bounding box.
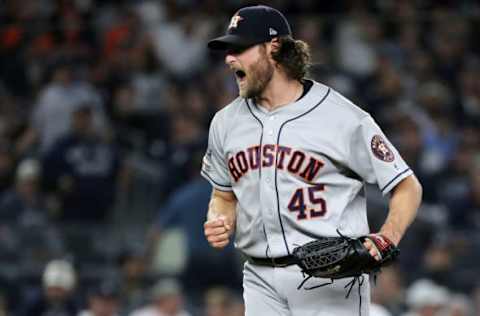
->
(0, 0, 480, 315)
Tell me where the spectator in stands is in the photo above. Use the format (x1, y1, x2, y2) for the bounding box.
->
(0, 158, 48, 225)
(204, 287, 230, 316)
(435, 135, 477, 230)
(110, 82, 170, 158)
(148, 9, 210, 79)
(430, 13, 469, 86)
(164, 114, 207, 192)
(42, 102, 121, 222)
(21, 259, 79, 316)
(182, 84, 217, 128)
(129, 278, 191, 316)
(78, 281, 121, 316)
(128, 41, 168, 113)
(413, 81, 458, 175)
(17, 58, 107, 155)
(362, 54, 405, 118)
(115, 248, 149, 314)
(401, 279, 449, 316)
(420, 237, 466, 290)
(204, 287, 243, 316)
(460, 165, 480, 230)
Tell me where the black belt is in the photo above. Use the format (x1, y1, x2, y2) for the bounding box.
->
(246, 255, 297, 267)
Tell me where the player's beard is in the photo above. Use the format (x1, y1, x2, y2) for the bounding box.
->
(239, 47, 274, 99)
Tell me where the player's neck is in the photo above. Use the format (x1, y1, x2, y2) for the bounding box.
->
(255, 73, 303, 111)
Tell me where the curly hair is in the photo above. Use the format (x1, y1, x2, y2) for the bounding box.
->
(271, 36, 311, 81)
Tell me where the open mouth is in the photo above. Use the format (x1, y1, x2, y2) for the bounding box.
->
(235, 69, 246, 81)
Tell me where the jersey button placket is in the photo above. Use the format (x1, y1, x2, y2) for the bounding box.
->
(266, 116, 276, 140)
(260, 178, 280, 249)
(262, 118, 284, 256)
(258, 167, 276, 251)
(257, 115, 275, 251)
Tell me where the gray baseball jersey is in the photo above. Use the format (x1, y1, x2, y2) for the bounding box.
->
(201, 80, 412, 258)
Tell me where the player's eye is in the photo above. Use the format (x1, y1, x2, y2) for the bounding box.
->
(226, 47, 247, 55)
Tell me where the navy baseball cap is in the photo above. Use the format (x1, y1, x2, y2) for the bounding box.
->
(208, 5, 292, 51)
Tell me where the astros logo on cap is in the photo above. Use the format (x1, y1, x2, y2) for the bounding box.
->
(228, 14, 243, 29)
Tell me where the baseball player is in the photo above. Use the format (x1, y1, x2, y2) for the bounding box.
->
(202, 5, 422, 316)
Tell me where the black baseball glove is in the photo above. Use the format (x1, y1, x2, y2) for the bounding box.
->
(292, 232, 399, 285)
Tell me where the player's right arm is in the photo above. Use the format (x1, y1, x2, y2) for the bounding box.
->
(201, 107, 238, 249)
(204, 188, 237, 249)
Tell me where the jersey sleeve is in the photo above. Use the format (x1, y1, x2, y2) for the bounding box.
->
(200, 113, 233, 191)
(348, 116, 413, 195)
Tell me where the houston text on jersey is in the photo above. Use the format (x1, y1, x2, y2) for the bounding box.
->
(228, 144, 324, 182)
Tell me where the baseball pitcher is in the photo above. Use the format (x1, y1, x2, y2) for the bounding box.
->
(202, 5, 422, 316)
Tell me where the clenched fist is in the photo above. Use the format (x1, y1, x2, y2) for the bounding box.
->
(204, 216, 233, 249)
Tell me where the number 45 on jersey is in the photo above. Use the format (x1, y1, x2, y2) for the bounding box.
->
(288, 184, 327, 220)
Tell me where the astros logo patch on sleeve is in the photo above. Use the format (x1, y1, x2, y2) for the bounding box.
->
(371, 135, 395, 162)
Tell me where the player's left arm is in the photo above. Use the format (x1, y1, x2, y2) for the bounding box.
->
(364, 174, 422, 259)
(380, 174, 422, 245)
